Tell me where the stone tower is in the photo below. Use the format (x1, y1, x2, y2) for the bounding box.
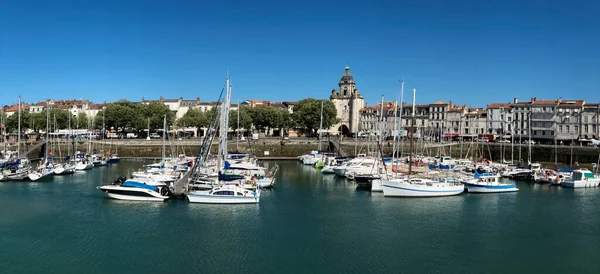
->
(329, 64, 365, 135)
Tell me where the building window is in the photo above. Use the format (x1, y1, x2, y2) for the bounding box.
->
(508, 117, 511, 122)
(585, 125, 589, 133)
(566, 125, 570, 132)
(465, 128, 469, 134)
(593, 125, 597, 133)
(559, 125, 563, 133)
(508, 124, 511, 131)
(534, 130, 537, 135)
(542, 131, 546, 135)
(575, 125, 578, 133)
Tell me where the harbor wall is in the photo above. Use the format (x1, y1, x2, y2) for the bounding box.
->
(25, 140, 600, 165)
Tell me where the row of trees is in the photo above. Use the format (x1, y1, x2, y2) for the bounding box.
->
(176, 99, 339, 135)
(1, 99, 340, 136)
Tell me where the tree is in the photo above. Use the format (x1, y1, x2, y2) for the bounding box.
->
(139, 102, 175, 131)
(176, 108, 209, 129)
(5, 111, 31, 133)
(75, 112, 88, 129)
(247, 106, 283, 134)
(102, 101, 142, 131)
(229, 107, 253, 132)
(292, 99, 338, 135)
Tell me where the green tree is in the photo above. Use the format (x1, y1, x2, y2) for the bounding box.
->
(176, 108, 209, 129)
(103, 101, 142, 132)
(229, 107, 253, 131)
(292, 99, 338, 135)
(5, 111, 31, 133)
(139, 102, 175, 131)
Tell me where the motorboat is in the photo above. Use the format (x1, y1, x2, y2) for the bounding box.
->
(562, 169, 600, 188)
(97, 176, 171, 201)
(465, 172, 518, 193)
(187, 184, 260, 204)
(382, 177, 465, 197)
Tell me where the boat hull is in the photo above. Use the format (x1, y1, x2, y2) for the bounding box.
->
(187, 193, 259, 204)
(382, 181, 464, 197)
(562, 180, 600, 188)
(28, 172, 54, 181)
(97, 186, 169, 201)
(107, 158, 120, 164)
(466, 183, 518, 193)
(321, 166, 335, 174)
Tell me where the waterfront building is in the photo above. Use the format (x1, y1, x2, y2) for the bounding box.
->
(329, 65, 365, 135)
(486, 102, 513, 136)
(581, 103, 600, 139)
(428, 101, 450, 137)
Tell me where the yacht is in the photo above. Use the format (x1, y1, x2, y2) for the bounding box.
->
(91, 154, 108, 166)
(187, 184, 260, 204)
(382, 177, 465, 197)
(97, 176, 171, 201)
(465, 172, 518, 193)
(562, 169, 600, 188)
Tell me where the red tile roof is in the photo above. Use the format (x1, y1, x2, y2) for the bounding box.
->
(487, 103, 513, 109)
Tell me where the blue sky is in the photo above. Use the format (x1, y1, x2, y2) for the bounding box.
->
(1, 0, 599, 107)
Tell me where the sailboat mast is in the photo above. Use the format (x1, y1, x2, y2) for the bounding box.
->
(46, 100, 49, 160)
(17, 96, 21, 159)
(318, 101, 324, 151)
(236, 101, 240, 151)
(408, 89, 416, 177)
(397, 80, 404, 161)
(162, 115, 166, 160)
(217, 77, 231, 171)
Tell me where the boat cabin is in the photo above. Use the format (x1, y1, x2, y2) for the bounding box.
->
(210, 189, 251, 196)
(571, 169, 596, 181)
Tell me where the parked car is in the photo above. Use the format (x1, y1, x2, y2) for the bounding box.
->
(497, 139, 511, 143)
(477, 138, 489, 142)
(149, 133, 160, 139)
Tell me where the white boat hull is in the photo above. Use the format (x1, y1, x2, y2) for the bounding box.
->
(98, 186, 169, 201)
(28, 171, 54, 181)
(256, 178, 275, 188)
(466, 183, 518, 193)
(321, 166, 335, 174)
(187, 193, 260, 204)
(76, 163, 94, 171)
(382, 180, 464, 197)
(562, 180, 600, 188)
(371, 179, 383, 192)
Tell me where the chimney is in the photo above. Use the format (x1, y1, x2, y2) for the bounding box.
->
(365, 102, 368, 107)
(196, 97, 200, 104)
(531, 97, 536, 103)
(513, 97, 518, 104)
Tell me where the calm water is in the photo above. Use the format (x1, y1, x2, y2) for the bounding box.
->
(1, 161, 599, 274)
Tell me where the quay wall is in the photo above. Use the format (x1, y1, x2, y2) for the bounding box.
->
(21, 140, 600, 165)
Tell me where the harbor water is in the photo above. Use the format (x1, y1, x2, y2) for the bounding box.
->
(1, 160, 599, 273)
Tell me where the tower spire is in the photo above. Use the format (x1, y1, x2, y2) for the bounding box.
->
(344, 62, 350, 75)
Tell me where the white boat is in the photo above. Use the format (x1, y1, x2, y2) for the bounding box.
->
(321, 165, 336, 174)
(97, 177, 170, 201)
(562, 169, 600, 188)
(187, 184, 260, 204)
(382, 177, 465, 197)
(5, 167, 31, 180)
(54, 163, 76, 175)
(465, 172, 518, 193)
(75, 159, 94, 171)
(28, 166, 54, 181)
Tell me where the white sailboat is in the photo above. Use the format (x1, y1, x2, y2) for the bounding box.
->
(382, 88, 464, 197)
(29, 101, 54, 181)
(187, 77, 260, 204)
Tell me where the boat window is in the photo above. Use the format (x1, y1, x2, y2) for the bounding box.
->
(214, 191, 234, 195)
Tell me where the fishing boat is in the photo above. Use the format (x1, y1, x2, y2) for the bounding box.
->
(97, 176, 171, 201)
(562, 169, 600, 188)
(465, 172, 518, 193)
(187, 184, 260, 204)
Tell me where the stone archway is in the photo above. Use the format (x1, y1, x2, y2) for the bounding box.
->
(338, 124, 350, 136)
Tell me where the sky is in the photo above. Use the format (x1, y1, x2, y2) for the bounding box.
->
(1, 0, 599, 107)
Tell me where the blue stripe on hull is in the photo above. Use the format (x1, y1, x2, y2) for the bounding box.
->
(465, 183, 516, 189)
